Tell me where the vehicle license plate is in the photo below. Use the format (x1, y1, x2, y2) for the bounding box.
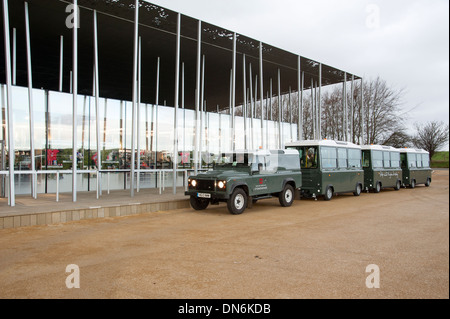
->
(198, 193, 211, 199)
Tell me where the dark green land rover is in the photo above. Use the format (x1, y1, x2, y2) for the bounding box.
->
(185, 150, 302, 215)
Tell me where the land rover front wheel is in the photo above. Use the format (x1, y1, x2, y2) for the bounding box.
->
(279, 184, 295, 207)
(227, 188, 248, 215)
(190, 196, 210, 211)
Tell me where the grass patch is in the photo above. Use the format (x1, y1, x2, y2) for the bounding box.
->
(432, 152, 449, 168)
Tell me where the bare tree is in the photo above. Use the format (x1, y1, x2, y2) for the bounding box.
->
(382, 129, 414, 148)
(413, 121, 449, 159)
(316, 76, 407, 145)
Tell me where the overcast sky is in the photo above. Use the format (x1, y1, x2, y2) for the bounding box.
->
(149, 0, 449, 149)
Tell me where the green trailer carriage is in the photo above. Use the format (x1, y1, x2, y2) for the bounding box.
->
(400, 148, 432, 188)
(361, 145, 403, 193)
(285, 140, 364, 201)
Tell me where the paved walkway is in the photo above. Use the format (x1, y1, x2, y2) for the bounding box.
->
(0, 188, 189, 229)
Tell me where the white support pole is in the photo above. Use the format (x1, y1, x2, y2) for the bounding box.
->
(130, 0, 139, 197)
(173, 13, 181, 195)
(351, 75, 355, 143)
(231, 32, 237, 151)
(56, 171, 60, 202)
(242, 54, 247, 150)
(343, 72, 348, 142)
(318, 63, 322, 140)
(93, 10, 101, 198)
(182, 62, 185, 157)
(277, 68, 282, 148)
(289, 87, 292, 142)
(298, 56, 303, 141)
(155, 57, 160, 171)
(360, 78, 364, 145)
(249, 64, 254, 150)
(194, 21, 201, 175)
(2, 0, 15, 206)
(137, 36, 142, 193)
(12, 27, 16, 86)
(59, 36, 64, 92)
(25, 2, 36, 200)
(311, 78, 315, 140)
(259, 41, 264, 149)
(72, 0, 78, 202)
(199, 55, 205, 169)
(270, 78, 273, 122)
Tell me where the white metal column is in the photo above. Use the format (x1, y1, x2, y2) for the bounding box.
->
(2, 0, 15, 206)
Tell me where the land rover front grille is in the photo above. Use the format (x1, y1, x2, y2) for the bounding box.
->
(196, 180, 215, 191)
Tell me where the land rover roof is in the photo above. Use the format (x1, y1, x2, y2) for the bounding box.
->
(286, 140, 362, 150)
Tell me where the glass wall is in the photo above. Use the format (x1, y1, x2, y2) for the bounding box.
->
(1, 84, 297, 196)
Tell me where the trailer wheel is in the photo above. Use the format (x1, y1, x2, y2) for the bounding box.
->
(324, 186, 333, 201)
(410, 179, 416, 189)
(374, 182, 382, 193)
(425, 178, 431, 187)
(353, 184, 362, 197)
(394, 180, 401, 191)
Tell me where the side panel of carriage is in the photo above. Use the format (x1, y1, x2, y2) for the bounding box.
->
(401, 152, 432, 187)
(362, 149, 403, 190)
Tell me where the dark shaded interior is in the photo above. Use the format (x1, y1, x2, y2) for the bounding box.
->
(0, 0, 360, 112)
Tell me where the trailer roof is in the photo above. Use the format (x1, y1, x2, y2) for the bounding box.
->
(286, 140, 362, 150)
(361, 145, 401, 152)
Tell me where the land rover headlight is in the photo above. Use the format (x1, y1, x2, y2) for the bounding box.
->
(217, 180, 227, 189)
(190, 179, 197, 188)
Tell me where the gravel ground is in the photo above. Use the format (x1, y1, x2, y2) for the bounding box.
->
(0, 170, 448, 299)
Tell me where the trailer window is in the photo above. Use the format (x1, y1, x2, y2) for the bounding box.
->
(297, 147, 318, 169)
(383, 152, 391, 168)
(338, 148, 348, 168)
(422, 154, 430, 168)
(401, 153, 407, 168)
(349, 149, 362, 168)
(416, 155, 423, 168)
(372, 151, 383, 168)
(321, 147, 337, 169)
(363, 151, 371, 168)
(408, 153, 416, 168)
(391, 152, 401, 169)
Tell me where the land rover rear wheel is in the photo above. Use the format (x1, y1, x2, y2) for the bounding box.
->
(227, 188, 248, 215)
(279, 184, 295, 207)
(190, 196, 210, 211)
